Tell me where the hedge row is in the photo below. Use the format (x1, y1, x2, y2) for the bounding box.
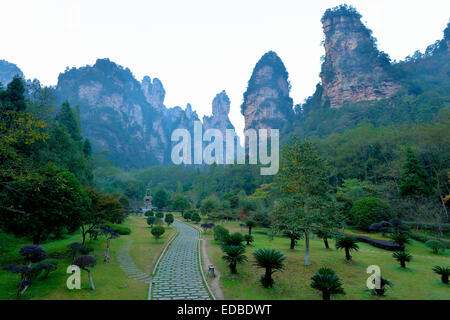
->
(341, 233, 402, 251)
(404, 221, 450, 232)
(103, 223, 131, 235)
(409, 232, 450, 249)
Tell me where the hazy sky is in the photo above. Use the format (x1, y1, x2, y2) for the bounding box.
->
(1, 0, 449, 136)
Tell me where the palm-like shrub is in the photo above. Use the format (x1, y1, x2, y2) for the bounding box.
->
(425, 240, 445, 254)
(372, 277, 393, 296)
(223, 232, 245, 247)
(390, 233, 410, 250)
(253, 249, 286, 288)
(245, 220, 256, 235)
(221, 245, 247, 274)
(310, 267, 345, 300)
(244, 234, 254, 246)
(392, 251, 412, 268)
(335, 237, 359, 261)
(432, 266, 449, 284)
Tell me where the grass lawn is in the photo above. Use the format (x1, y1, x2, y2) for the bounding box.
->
(0, 215, 174, 300)
(203, 220, 450, 300)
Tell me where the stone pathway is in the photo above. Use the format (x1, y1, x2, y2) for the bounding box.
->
(150, 220, 212, 300)
(118, 240, 152, 284)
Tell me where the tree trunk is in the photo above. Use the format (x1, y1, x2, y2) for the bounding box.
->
(322, 291, 330, 301)
(265, 268, 272, 288)
(400, 261, 406, 268)
(81, 226, 86, 246)
(442, 274, 449, 284)
(104, 238, 110, 263)
(248, 226, 252, 235)
(345, 248, 351, 261)
(88, 270, 95, 290)
(230, 262, 237, 274)
(323, 238, 329, 249)
(290, 238, 295, 250)
(33, 231, 41, 245)
(304, 232, 310, 266)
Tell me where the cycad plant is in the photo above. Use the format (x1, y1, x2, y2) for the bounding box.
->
(335, 237, 359, 261)
(310, 267, 345, 300)
(432, 266, 449, 284)
(221, 245, 247, 274)
(392, 251, 412, 268)
(390, 233, 410, 250)
(372, 277, 393, 296)
(253, 248, 286, 288)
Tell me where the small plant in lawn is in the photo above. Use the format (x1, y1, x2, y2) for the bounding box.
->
(155, 211, 164, 219)
(310, 267, 345, 300)
(372, 277, 393, 296)
(335, 237, 359, 261)
(214, 225, 230, 242)
(432, 266, 449, 284)
(390, 233, 410, 250)
(73, 255, 97, 290)
(244, 234, 254, 246)
(253, 248, 286, 288)
(221, 245, 248, 274)
(245, 220, 256, 235)
(147, 216, 157, 226)
(165, 213, 174, 226)
(393, 251, 412, 268)
(425, 240, 445, 254)
(151, 225, 165, 240)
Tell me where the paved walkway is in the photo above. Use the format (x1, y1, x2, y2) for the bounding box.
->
(118, 240, 152, 284)
(150, 220, 211, 300)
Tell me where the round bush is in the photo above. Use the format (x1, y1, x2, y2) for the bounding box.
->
(155, 212, 164, 219)
(350, 197, 394, 231)
(425, 239, 445, 254)
(214, 225, 230, 242)
(151, 226, 165, 239)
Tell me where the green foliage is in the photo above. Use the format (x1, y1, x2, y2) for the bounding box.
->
(223, 232, 245, 247)
(214, 225, 230, 242)
(164, 213, 174, 226)
(183, 212, 192, 221)
(144, 210, 154, 217)
(425, 240, 445, 254)
(153, 188, 169, 209)
(245, 220, 256, 235)
(191, 212, 201, 223)
(244, 234, 254, 246)
(350, 197, 394, 231)
(399, 148, 432, 197)
(253, 248, 286, 288)
(146, 216, 156, 226)
(171, 196, 191, 214)
(221, 245, 247, 274)
(432, 266, 449, 284)
(200, 197, 218, 215)
(103, 223, 131, 235)
(335, 237, 359, 261)
(310, 267, 345, 300)
(150, 226, 165, 240)
(155, 211, 164, 219)
(392, 251, 412, 268)
(390, 233, 410, 249)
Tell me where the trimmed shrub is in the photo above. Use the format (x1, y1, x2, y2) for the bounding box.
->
(350, 197, 394, 231)
(214, 225, 230, 242)
(341, 233, 402, 251)
(425, 240, 446, 254)
(104, 223, 131, 235)
(144, 210, 154, 217)
(191, 212, 201, 223)
(155, 212, 164, 219)
(151, 226, 165, 240)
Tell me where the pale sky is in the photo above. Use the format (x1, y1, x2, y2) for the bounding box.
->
(1, 0, 449, 136)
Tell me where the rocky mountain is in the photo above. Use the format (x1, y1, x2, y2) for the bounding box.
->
(0, 59, 23, 87)
(241, 51, 293, 133)
(319, 5, 401, 108)
(203, 90, 234, 134)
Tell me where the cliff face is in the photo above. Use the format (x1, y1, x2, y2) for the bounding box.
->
(320, 6, 401, 108)
(0, 60, 23, 87)
(203, 90, 235, 135)
(241, 51, 293, 132)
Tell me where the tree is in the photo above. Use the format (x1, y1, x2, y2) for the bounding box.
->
(183, 212, 192, 221)
(0, 164, 90, 244)
(1, 76, 26, 112)
(155, 211, 164, 219)
(165, 213, 174, 226)
(68, 242, 88, 264)
(223, 232, 245, 247)
(335, 237, 359, 261)
(153, 188, 169, 209)
(191, 212, 201, 223)
(83, 139, 92, 157)
(151, 226, 165, 240)
(390, 233, 410, 250)
(393, 251, 412, 268)
(98, 226, 120, 263)
(350, 197, 394, 231)
(73, 255, 97, 290)
(253, 249, 286, 288)
(399, 148, 432, 197)
(80, 186, 125, 245)
(200, 197, 218, 216)
(284, 229, 302, 250)
(56, 101, 82, 141)
(171, 196, 191, 216)
(214, 225, 230, 242)
(221, 245, 247, 274)
(274, 139, 338, 266)
(310, 267, 345, 300)
(432, 266, 449, 284)
(425, 240, 445, 254)
(245, 220, 256, 235)
(147, 216, 156, 227)
(244, 234, 254, 246)
(315, 229, 333, 249)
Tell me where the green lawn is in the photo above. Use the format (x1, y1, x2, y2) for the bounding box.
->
(204, 221, 450, 300)
(0, 215, 174, 300)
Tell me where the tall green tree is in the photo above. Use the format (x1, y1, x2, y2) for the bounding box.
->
(399, 148, 432, 197)
(56, 101, 82, 142)
(153, 188, 169, 209)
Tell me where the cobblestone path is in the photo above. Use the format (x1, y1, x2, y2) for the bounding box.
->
(118, 240, 152, 284)
(150, 220, 211, 300)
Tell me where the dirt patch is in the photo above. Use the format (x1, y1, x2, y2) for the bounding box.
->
(201, 237, 225, 300)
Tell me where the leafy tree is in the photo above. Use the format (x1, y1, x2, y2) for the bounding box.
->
(0, 76, 26, 112)
(144, 210, 154, 217)
(244, 234, 254, 246)
(191, 212, 201, 223)
(200, 197, 218, 215)
(151, 226, 165, 240)
(165, 213, 174, 226)
(183, 212, 192, 221)
(73, 255, 97, 290)
(83, 139, 92, 157)
(155, 211, 164, 219)
(310, 267, 345, 300)
(425, 240, 445, 254)
(315, 229, 333, 249)
(284, 229, 303, 250)
(68, 242, 89, 263)
(0, 164, 90, 244)
(214, 225, 230, 242)
(98, 226, 120, 263)
(350, 197, 394, 231)
(245, 220, 256, 235)
(432, 266, 449, 284)
(274, 139, 338, 266)
(399, 148, 432, 197)
(335, 237, 359, 261)
(253, 248, 286, 288)
(56, 101, 82, 141)
(390, 233, 410, 250)
(221, 245, 247, 274)
(147, 216, 156, 226)
(171, 196, 191, 216)
(393, 251, 412, 268)
(153, 188, 169, 209)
